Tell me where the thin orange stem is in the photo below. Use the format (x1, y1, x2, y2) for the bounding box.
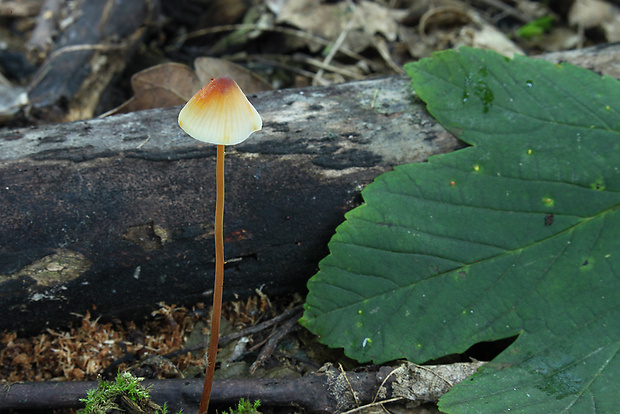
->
(199, 144, 225, 414)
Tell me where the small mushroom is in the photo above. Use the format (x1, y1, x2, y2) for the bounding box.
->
(178, 76, 262, 414)
(178, 76, 262, 145)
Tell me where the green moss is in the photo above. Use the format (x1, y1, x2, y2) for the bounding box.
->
(221, 398, 261, 414)
(78, 372, 180, 414)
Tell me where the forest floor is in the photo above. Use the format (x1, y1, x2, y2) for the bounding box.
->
(0, 0, 617, 412)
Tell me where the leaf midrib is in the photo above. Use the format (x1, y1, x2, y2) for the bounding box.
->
(320, 200, 617, 321)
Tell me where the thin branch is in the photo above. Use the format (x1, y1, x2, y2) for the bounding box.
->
(249, 309, 301, 374)
(314, 11, 357, 85)
(173, 24, 378, 70)
(475, 0, 531, 23)
(340, 397, 407, 414)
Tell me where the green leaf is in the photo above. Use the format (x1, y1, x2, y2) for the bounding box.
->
(300, 48, 620, 413)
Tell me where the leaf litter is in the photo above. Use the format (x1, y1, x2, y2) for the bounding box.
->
(1, 0, 617, 123)
(0, 295, 288, 383)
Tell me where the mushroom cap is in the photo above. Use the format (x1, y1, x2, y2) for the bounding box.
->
(178, 76, 262, 145)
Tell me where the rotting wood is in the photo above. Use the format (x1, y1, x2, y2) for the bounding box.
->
(0, 74, 461, 335)
(0, 361, 485, 413)
(1, 44, 619, 335)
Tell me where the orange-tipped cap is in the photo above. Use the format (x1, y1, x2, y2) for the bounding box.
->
(178, 76, 262, 145)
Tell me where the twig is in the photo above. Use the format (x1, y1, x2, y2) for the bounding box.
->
(244, 55, 319, 80)
(248, 53, 367, 81)
(314, 10, 357, 85)
(371, 36, 405, 74)
(221, 305, 303, 346)
(372, 365, 403, 404)
(162, 305, 304, 360)
(1, 362, 485, 412)
(339, 363, 360, 408)
(475, 0, 531, 23)
(173, 23, 378, 70)
(249, 308, 302, 374)
(296, 54, 366, 80)
(340, 397, 406, 414)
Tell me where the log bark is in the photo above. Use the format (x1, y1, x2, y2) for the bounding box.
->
(1, 44, 619, 334)
(1, 74, 460, 334)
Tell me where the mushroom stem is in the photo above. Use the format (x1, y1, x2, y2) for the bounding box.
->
(178, 76, 262, 413)
(199, 144, 226, 414)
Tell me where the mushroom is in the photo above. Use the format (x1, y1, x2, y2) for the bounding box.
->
(178, 76, 262, 145)
(178, 76, 262, 414)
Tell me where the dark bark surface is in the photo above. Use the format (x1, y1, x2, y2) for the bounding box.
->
(0, 74, 460, 334)
(0, 374, 375, 413)
(0, 362, 485, 413)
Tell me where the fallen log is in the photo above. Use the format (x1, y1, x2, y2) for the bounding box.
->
(1, 44, 619, 334)
(1, 73, 460, 334)
(0, 361, 485, 413)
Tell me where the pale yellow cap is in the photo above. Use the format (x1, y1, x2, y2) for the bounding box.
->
(178, 76, 262, 145)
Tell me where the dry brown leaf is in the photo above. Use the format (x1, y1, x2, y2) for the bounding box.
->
(516, 0, 552, 19)
(399, 26, 433, 59)
(417, 5, 523, 57)
(458, 23, 524, 57)
(275, 0, 404, 54)
(276, 0, 346, 43)
(569, 0, 620, 44)
(106, 63, 202, 116)
(568, 0, 613, 29)
(194, 57, 272, 94)
(541, 27, 580, 52)
(602, 13, 620, 41)
(356, 1, 403, 42)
